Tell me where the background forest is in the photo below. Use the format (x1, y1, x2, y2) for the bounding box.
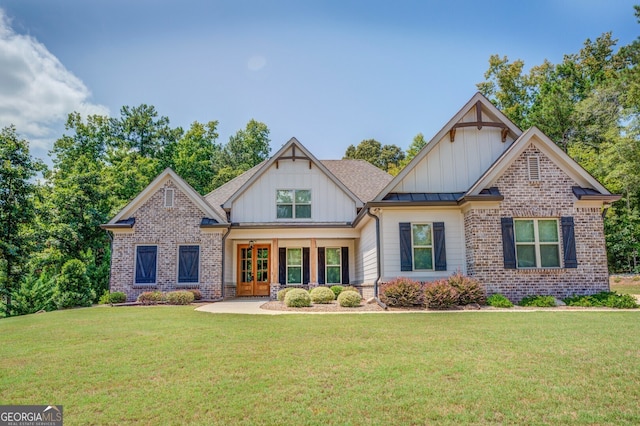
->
(1, 7, 639, 317)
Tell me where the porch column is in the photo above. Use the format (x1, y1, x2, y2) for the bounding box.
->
(270, 238, 280, 300)
(309, 238, 318, 287)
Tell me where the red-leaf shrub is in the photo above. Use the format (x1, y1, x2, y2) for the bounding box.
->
(423, 280, 459, 309)
(188, 289, 202, 300)
(380, 278, 424, 307)
(448, 272, 486, 305)
(137, 291, 164, 305)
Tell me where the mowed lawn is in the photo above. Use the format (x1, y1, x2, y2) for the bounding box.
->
(2, 307, 640, 425)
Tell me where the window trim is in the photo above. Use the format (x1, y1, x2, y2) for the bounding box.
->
(177, 245, 200, 284)
(164, 188, 174, 208)
(134, 245, 158, 285)
(276, 189, 312, 220)
(325, 247, 342, 285)
(286, 247, 303, 285)
(514, 218, 561, 269)
(411, 223, 434, 271)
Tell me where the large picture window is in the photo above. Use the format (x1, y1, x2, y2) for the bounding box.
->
(412, 224, 434, 270)
(178, 245, 200, 283)
(135, 245, 157, 284)
(286, 248, 303, 284)
(276, 190, 311, 219)
(514, 219, 560, 268)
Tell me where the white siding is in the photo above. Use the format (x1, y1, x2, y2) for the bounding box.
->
(231, 159, 357, 223)
(354, 217, 378, 284)
(379, 207, 465, 282)
(392, 109, 515, 193)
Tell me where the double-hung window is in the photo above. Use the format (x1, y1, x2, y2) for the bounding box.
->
(135, 245, 157, 284)
(412, 224, 434, 270)
(276, 190, 311, 219)
(514, 219, 560, 268)
(286, 248, 303, 284)
(325, 248, 342, 284)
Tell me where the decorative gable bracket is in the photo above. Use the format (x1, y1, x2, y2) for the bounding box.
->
(449, 101, 509, 143)
(275, 145, 312, 169)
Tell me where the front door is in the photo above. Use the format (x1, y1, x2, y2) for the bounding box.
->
(237, 244, 271, 296)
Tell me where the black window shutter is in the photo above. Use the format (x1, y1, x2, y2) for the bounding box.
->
(501, 217, 516, 269)
(561, 216, 578, 268)
(278, 248, 286, 285)
(341, 247, 350, 284)
(303, 247, 310, 285)
(399, 222, 413, 271)
(433, 222, 447, 271)
(178, 246, 199, 283)
(136, 246, 157, 284)
(318, 247, 325, 284)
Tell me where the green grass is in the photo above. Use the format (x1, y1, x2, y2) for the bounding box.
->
(2, 307, 640, 425)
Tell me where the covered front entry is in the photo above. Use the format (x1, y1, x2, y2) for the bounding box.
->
(237, 244, 271, 296)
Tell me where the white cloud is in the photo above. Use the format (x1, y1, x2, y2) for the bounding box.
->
(0, 9, 109, 153)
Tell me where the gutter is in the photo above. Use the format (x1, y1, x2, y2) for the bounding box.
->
(365, 207, 385, 308)
(220, 225, 231, 299)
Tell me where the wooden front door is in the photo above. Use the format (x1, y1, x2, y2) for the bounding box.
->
(237, 244, 271, 296)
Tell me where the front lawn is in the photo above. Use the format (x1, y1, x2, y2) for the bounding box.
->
(610, 275, 640, 294)
(2, 306, 640, 424)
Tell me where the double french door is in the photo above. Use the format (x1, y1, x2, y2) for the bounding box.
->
(237, 244, 270, 296)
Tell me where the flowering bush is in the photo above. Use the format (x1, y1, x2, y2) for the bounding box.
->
(448, 272, 486, 305)
(379, 278, 423, 307)
(423, 280, 459, 309)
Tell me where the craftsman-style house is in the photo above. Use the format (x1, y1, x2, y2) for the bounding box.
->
(102, 93, 619, 302)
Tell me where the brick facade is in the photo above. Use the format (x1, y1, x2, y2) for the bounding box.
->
(464, 144, 609, 302)
(109, 179, 223, 302)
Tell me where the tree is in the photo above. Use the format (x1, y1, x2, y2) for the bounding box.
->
(0, 126, 43, 316)
(53, 259, 95, 309)
(343, 139, 405, 173)
(171, 121, 221, 194)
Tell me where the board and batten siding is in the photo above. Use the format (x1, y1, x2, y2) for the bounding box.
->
(379, 208, 465, 282)
(392, 110, 515, 193)
(354, 217, 378, 285)
(230, 159, 357, 223)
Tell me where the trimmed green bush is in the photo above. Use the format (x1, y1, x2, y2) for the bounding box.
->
(340, 286, 360, 294)
(519, 295, 556, 307)
(423, 280, 459, 309)
(310, 286, 336, 304)
(108, 291, 127, 304)
(98, 290, 111, 305)
(337, 290, 362, 307)
(380, 278, 424, 307)
(137, 291, 165, 305)
(277, 287, 294, 302)
(188, 289, 202, 300)
(284, 288, 311, 307)
(448, 272, 486, 305)
(330, 285, 344, 298)
(165, 290, 195, 305)
(564, 292, 638, 309)
(487, 294, 513, 308)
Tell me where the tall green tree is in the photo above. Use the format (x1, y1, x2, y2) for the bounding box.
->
(0, 126, 43, 316)
(343, 139, 405, 174)
(171, 121, 221, 194)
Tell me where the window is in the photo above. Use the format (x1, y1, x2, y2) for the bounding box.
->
(178, 245, 200, 283)
(164, 188, 174, 208)
(135, 246, 157, 284)
(286, 248, 303, 284)
(325, 248, 342, 284)
(276, 190, 311, 219)
(412, 224, 434, 270)
(514, 219, 560, 268)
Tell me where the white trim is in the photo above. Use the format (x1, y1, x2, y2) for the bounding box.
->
(411, 223, 435, 271)
(324, 247, 342, 285)
(527, 156, 540, 181)
(276, 189, 312, 220)
(286, 247, 303, 285)
(514, 218, 561, 269)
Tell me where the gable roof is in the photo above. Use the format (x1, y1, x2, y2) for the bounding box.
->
(322, 159, 393, 203)
(103, 168, 227, 228)
(216, 137, 374, 212)
(374, 92, 522, 201)
(466, 126, 616, 198)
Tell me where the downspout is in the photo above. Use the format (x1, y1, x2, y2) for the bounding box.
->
(104, 230, 114, 293)
(365, 207, 386, 309)
(220, 225, 231, 300)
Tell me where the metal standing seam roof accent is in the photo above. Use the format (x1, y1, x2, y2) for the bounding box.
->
(383, 192, 466, 202)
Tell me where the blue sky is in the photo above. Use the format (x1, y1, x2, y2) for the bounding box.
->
(0, 1, 638, 163)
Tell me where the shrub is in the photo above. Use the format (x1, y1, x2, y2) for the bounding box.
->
(188, 289, 202, 300)
(487, 293, 513, 308)
(137, 291, 165, 305)
(53, 259, 95, 309)
(165, 290, 195, 305)
(310, 286, 335, 304)
(108, 291, 127, 304)
(564, 292, 638, 309)
(284, 289, 311, 307)
(519, 295, 556, 307)
(338, 290, 362, 307)
(448, 272, 486, 305)
(277, 287, 294, 302)
(423, 280, 459, 309)
(330, 285, 344, 298)
(341, 286, 360, 294)
(379, 278, 424, 307)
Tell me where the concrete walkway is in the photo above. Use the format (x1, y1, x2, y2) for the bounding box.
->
(195, 298, 297, 315)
